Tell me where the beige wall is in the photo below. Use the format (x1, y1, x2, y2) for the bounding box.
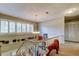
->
(39, 16, 64, 44)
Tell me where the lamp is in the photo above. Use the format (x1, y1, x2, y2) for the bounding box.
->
(21, 39, 25, 41)
(17, 40, 20, 42)
(1, 40, 5, 44)
(13, 39, 16, 42)
(5, 41, 9, 44)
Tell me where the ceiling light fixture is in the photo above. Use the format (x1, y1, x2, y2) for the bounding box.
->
(35, 14, 38, 17)
(65, 8, 77, 14)
(45, 11, 48, 14)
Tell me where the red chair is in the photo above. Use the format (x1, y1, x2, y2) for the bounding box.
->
(46, 39, 59, 56)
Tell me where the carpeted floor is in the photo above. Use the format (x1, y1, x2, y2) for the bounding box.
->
(50, 42, 79, 56)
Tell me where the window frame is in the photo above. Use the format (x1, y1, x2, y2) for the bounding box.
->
(9, 21, 16, 33)
(0, 20, 9, 33)
(16, 22, 22, 32)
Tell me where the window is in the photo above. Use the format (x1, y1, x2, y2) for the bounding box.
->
(27, 24, 30, 32)
(9, 22, 15, 32)
(16, 23, 21, 32)
(26, 24, 34, 32)
(30, 24, 34, 32)
(1, 21, 8, 33)
(0, 19, 35, 33)
(22, 24, 26, 32)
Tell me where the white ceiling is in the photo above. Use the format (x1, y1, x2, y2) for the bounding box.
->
(0, 3, 79, 22)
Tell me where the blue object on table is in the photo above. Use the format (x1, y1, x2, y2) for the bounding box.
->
(43, 33, 48, 40)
